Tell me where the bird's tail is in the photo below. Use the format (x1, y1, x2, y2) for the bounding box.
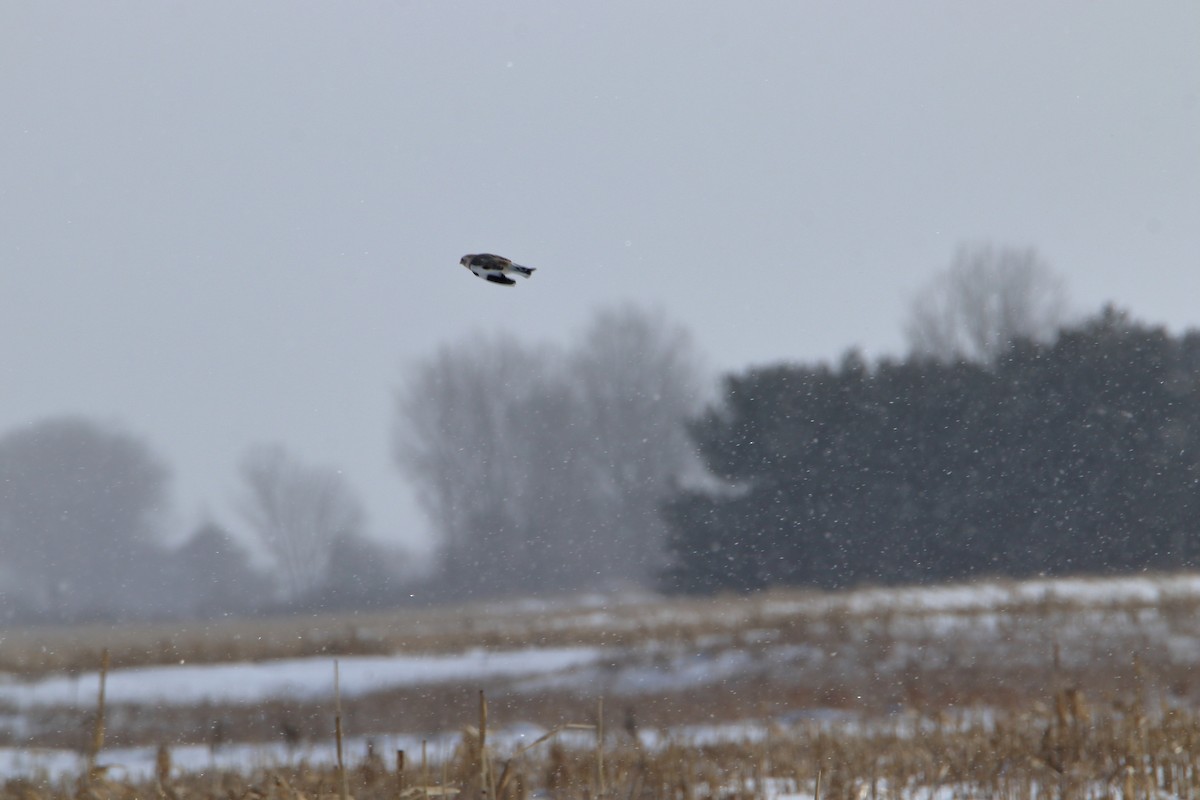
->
(512, 265, 535, 278)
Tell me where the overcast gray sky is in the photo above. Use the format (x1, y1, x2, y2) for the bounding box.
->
(3, 2, 1198, 556)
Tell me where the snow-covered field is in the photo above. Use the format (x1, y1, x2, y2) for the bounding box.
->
(0, 646, 603, 709)
(5, 572, 1200, 787)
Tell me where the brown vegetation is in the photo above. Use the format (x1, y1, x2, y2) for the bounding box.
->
(6, 688, 1200, 800)
(5, 575, 1200, 798)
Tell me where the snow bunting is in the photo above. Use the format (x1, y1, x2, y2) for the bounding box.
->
(459, 253, 536, 286)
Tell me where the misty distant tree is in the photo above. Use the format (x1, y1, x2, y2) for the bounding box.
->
(567, 306, 706, 583)
(313, 532, 407, 610)
(238, 444, 366, 601)
(171, 520, 271, 617)
(0, 416, 170, 620)
(394, 304, 707, 597)
(905, 244, 1069, 364)
(394, 341, 555, 597)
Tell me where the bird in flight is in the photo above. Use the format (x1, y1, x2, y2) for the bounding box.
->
(459, 253, 536, 286)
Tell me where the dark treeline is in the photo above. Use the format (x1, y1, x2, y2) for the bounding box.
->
(662, 307, 1200, 593)
(9, 297, 1200, 622)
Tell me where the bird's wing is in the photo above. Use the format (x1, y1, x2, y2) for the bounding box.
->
(485, 273, 517, 286)
(472, 253, 513, 270)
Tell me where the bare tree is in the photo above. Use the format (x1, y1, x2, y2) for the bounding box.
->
(170, 520, 272, 617)
(568, 306, 707, 583)
(393, 305, 707, 597)
(316, 532, 409, 609)
(238, 444, 365, 601)
(905, 244, 1069, 363)
(0, 416, 170, 619)
(394, 340, 559, 596)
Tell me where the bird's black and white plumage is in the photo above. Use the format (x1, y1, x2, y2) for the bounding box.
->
(459, 253, 536, 286)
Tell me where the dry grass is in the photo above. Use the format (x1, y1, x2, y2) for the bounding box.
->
(7, 689, 1200, 799)
(3, 575, 1197, 677)
(7, 574, 1200, 798)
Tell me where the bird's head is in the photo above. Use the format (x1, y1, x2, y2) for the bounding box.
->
(459, 255, 472, 267)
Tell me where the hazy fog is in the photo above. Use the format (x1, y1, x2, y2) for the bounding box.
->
(2, 3, 1197, 552)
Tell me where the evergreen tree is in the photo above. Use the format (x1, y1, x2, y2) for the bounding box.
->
(662, 308, 1200, 594)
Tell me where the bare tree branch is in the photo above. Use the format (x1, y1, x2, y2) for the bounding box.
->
(905, 243, 1069, 364)
(238, 443, 365, 601)
(393, 305, 708, 596)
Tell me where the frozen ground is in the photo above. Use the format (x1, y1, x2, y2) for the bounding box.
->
(4, 572, 1200, 783)
(0, 720, 784, 785)
(0, 646, 601, 709)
